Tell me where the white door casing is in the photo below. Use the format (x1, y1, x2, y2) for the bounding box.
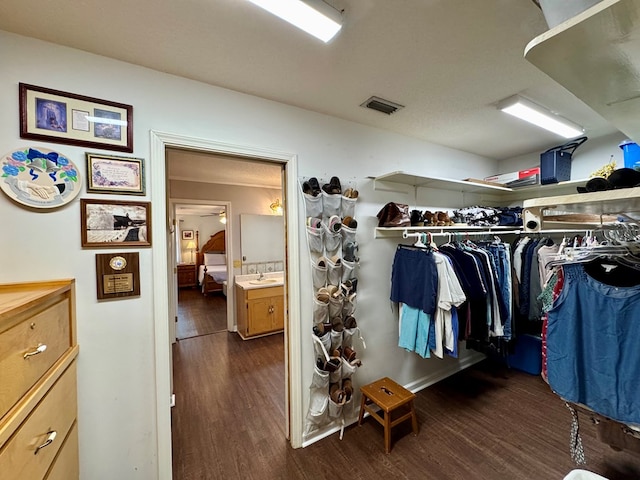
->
(150, 130, 302, 480)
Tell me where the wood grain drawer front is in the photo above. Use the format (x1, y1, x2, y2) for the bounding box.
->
(0, 299, 71, 419)
(0, 362, 77, 480)
(246, 286, 283, 300)
(45, 421, 79, 480)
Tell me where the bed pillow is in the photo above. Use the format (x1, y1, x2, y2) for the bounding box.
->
(204, 253, 226, 265)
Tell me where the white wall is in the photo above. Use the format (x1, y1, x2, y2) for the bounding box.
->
(176, 214, 223, 264)
(171, 180, 282, 275)
(0, 30, 506, 479)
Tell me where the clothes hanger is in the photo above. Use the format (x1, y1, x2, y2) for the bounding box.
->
(413, 233, 427, 248)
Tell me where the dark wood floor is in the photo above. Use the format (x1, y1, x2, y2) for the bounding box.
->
(172, 303, 640, 479)
(176, 288, 228, 339)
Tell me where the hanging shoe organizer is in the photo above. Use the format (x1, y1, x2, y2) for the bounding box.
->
(301, 176, 365, 439)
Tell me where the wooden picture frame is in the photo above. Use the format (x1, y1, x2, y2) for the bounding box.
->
(81, 198, 151, 248)
(95, 252, 141, 299)
(86, 153, 144, 195)
(182, 230, 194, 240)
(19, 83, 133, 152)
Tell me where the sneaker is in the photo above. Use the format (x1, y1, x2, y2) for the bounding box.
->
(328, 215, 342, 232)
(306, 217, 322, 229)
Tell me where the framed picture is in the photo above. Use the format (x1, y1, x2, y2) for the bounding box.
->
(86, 153, 144, 195)
(81, 198, 151, 248)
(19, 83, 133, 152)
(182, 230, 194, 240)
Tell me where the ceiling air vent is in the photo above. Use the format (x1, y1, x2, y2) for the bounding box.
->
(360, 96, 404, 115)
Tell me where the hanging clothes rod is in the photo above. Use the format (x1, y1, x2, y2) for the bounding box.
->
(402, 229, 522, 239)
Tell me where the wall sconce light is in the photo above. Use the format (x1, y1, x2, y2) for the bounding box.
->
(497, 95, 584, 138)
(219, 211, 227, 224)
(186, 241, 196, 264)
(247, 0, 343, 43)
(270, 198, 283, 215)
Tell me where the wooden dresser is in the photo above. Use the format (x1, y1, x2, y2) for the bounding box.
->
(0, 279, 79, 480)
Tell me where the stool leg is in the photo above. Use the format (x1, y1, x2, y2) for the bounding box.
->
(357, 395, 367, 426)
(384, 410, 391, 454)
(410, 401, 418, 435)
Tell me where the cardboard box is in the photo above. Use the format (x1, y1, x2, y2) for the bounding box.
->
(484, 167, 540, 186)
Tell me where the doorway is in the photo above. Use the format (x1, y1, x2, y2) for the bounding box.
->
(174, 202, 229, 340)
(149, 130, 303, 480)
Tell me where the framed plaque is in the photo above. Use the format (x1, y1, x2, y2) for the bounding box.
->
(96, 252, 140, 299)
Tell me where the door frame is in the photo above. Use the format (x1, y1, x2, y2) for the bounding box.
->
(170, 199, 233, 333)
(150, 130, 302, 480)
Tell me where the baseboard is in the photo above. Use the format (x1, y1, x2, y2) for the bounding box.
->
(301, 351, 486, 448)
(403, 351, 486, 394)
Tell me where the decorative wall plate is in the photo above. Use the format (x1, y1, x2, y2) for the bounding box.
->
(1, 147, 82, 208)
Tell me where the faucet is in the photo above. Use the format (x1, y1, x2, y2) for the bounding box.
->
(258, 270, 264, 280)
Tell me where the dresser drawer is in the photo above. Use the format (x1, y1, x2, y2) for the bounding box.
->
(0, 362, 77, 480)
(0, 298, 71, 419)
(45, 421, 79, 480)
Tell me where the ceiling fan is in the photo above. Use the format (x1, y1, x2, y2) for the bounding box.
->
(200, 210, 227, 224)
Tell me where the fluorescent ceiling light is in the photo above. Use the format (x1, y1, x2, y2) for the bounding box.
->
(247, 0, 342, 43)
(497, 95, 584, 138)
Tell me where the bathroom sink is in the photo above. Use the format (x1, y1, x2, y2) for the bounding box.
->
(249, 279, 278, 285)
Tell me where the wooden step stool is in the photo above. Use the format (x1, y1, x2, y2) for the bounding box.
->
(357, 377, 418, 453)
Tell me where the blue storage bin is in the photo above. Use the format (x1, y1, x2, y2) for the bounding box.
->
(508, 334, 542, 375)
(619, 139, 640, 171)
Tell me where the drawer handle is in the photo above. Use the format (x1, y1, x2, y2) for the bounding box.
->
(34, 430, 57, 455)
(24, 344, 47, 359)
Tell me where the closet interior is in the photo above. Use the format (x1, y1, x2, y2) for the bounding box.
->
(373, 169, 640, 461)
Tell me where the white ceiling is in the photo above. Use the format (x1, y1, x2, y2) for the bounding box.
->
(0, 0, 618, 161)
(167, 148, 283, 189)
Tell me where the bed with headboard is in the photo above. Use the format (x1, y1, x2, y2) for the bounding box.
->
(197, 230, 227, 296)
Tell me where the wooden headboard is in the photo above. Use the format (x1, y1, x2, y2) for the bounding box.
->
(197, 230, 225, 265)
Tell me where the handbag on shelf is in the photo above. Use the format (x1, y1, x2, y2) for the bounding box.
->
(376, 202, 411, 228)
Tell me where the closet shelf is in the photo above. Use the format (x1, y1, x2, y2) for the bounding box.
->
(523, 186, 640, 215)
(522, 186, 640, 231)
(370, 171, 587, 201)
(524, 0, 640, 145)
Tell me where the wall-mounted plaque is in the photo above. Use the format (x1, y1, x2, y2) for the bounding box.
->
(96, 252, 140, 299)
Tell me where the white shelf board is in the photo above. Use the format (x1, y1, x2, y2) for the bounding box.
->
(370, 171, 587, 201)
(371, 171, 511, 193)
(523, 186, 640, 215)
(525, 0, 640, 144)
(499, 179, 587, 200)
